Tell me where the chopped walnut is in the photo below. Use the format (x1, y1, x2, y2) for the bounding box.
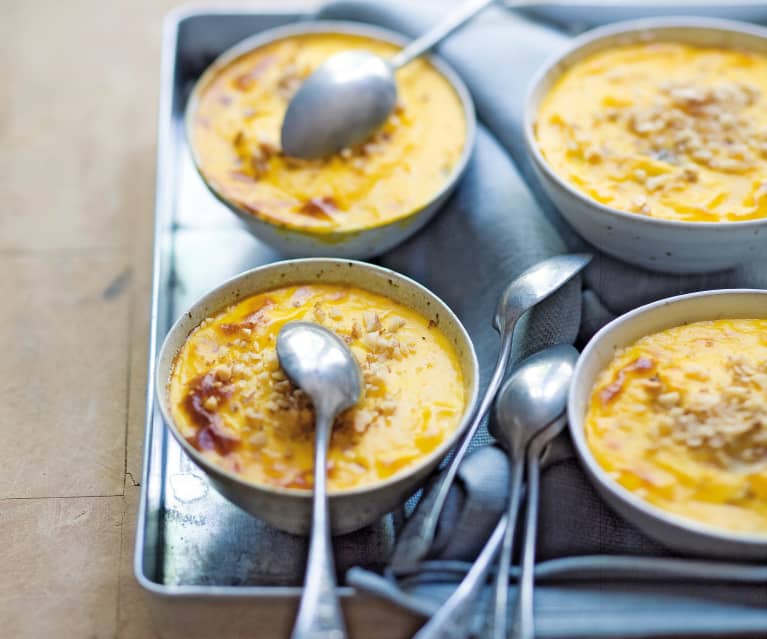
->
(249, 431, 267, 446)
(312, 303, 326, 323)
(352, 410, 374, 434)
(386, 316, 406, 332)
(364, 312, 381, 332)
(377, 400, 397, 416)
(632, 196, 651, 215)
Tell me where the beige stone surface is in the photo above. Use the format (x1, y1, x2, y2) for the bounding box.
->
(118, 484, 159, 639)
(1, 0, 189, 635)
(0, 251, 131, 499)
(0, 496, 124, 639)
(0, 0, 160, 252)
(125, 154, 155, 490)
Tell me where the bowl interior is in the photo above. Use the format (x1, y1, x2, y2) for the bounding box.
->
(525, 18, 767, 230)
(184, 20, 476, 236)
(570, 289, 767, 545)
(156, 258, 479, 498)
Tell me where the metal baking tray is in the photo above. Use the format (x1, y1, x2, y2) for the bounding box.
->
(134, 7, 426, 638)
(135, 6, 767, 639)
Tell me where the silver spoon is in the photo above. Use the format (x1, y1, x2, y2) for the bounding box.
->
(510, 413, 570, 639)
(413, 345, 577, 639)
(488, 345, 577, 639)
(281, 0, 496, 158)
(276, 321, 363, 639)
(389, 253, 591, 574)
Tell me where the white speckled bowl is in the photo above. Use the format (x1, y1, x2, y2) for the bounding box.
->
(569, 289, 767, 560)
(186, 21, 476, 259)
(155, 259, 479, 535)
(525, 18, 767, 274)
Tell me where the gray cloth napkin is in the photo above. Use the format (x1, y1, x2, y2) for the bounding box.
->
(316, 1, 767, 635)
(315, 0, 714, 556)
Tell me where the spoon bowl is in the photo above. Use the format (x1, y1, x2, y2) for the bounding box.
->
(281, 0, 495, 158)
(490, 344, 579, 454)
(281, 51, 397, 158)
(277, 321, 363, 415)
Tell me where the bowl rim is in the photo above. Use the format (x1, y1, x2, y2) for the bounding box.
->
(155, 257, 481, 500)
(184, 19, 477, 238)
(523, 16, 767, 231)
(568, 288, 767, 548)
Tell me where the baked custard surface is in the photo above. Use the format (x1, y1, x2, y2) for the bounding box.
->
(536, 43, 767, 222)
(191, 33, 467, 232)
(586, 319, 767, 535)
(169, 284, 466, 491)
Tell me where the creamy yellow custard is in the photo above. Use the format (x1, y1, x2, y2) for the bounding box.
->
(168, 284, 466, 491)
(190, 33, 467, 232)
(536, 43, 767, 222)
(586, 319, 767, 535)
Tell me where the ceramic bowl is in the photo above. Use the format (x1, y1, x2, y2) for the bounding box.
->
(185, 21, 476, 259)
(155, 258, 480, 535)
(569, 289, 767, 560)
(524, 18, 767, 274)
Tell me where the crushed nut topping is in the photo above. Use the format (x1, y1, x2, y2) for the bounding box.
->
(190, 291, 419, 456)
(536, 43, 767, 224)
(170, 284, 467, 491)
(627, 81, 763, 184)
(586, 319, 767, 535)
(647, 355, 767, 469)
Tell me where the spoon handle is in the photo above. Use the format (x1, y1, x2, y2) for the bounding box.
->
(389, 0, 497, 69)
(413, 514, 508, 639)
(291, 410, 346, 639)
(510, 453, 540, 639)
(488, 461, 525, 639)
(389, 331, 515, 573)
(510, 415, 566, 639)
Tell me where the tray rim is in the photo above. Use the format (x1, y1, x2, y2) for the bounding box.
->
(133, 6, 767, 631)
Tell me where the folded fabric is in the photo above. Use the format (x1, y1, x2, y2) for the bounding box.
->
(316, 1, 767, 635)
